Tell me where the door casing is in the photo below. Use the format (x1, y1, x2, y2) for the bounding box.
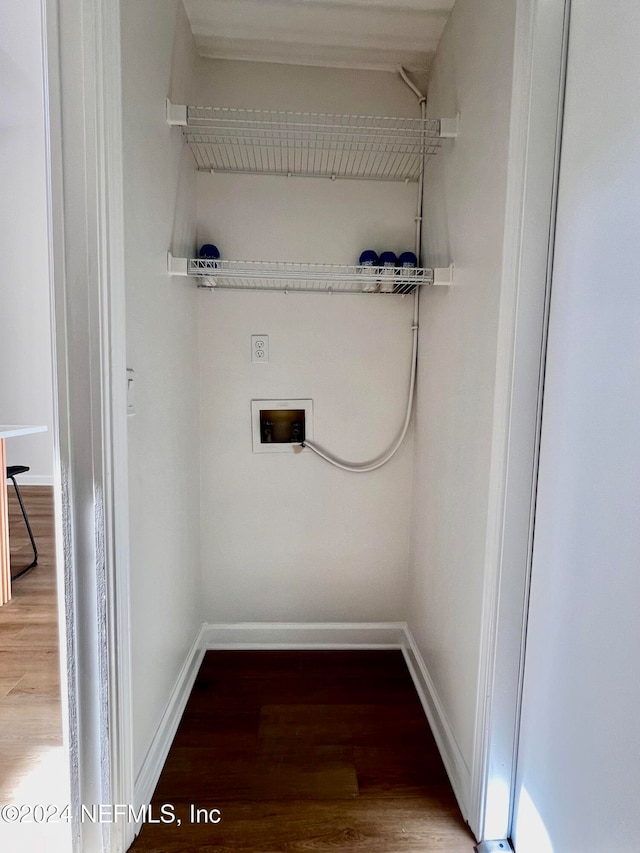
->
(468, 0, 570, 842)
(43, 0, 570, 849)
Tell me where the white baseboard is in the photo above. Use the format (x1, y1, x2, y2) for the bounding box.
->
(7, 473, 54, 487)
(133, 620, 471, 837)
(201, 621, 407, 649)
(400, 626, 471, 822)
(133, 625, 206, 825)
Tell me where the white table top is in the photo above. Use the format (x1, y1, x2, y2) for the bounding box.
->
(0, 425, 48, 439)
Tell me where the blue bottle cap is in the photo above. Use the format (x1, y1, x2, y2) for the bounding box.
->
(379, 251, 398, 267)
(398, 251, 418, 267)
(199, 243, 220, 259)
(359, 250, 379, 266)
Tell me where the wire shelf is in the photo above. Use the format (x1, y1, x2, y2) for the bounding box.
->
(183, 259, 435, 294)
(181, 107, 444, 182)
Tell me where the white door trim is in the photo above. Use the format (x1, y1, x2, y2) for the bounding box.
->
(469, 0, 570, 842)
(43, 0, 133, 850)
(42, 0, 570, 848)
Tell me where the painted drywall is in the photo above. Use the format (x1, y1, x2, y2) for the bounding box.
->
(513, 3, 640, 851)
(183, 0, 453, 72)
(406, 0, 517, 778)
(195, 61, 420, 622)
(192, 57, 428, 115)
(0, 0, 54, 481)
(120, 0, 201, 776)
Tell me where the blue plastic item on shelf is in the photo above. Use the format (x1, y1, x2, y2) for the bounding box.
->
(397, 251, 418, 293)
(398, 251, 418, 268)
(359, 250, 379, 292)
(358, 249, 379, 266)
(199, 243, 220, 259)
(378, 251, 398, 292)
(379, 251, 398, 267)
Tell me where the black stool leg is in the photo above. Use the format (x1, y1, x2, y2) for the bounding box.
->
(8, 475, 38, 580)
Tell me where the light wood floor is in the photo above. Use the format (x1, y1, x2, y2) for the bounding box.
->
(0, 486, 67, 803)
(130, 650, 476, 852)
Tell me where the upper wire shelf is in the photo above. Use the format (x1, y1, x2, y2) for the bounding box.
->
(168, 255, 453, 294)
(167, 101, 458, 182)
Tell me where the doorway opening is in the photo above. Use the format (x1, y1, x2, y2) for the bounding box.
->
(0, 1, 71, 849)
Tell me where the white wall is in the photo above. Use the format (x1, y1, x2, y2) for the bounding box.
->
(406, 0, 517, 788)
(193, 58, 426, 115)
(195, 61, 420, 622)
(513, 3, 640, 851)
(0, 0, 54, 481)
(120, 0, 201, 776)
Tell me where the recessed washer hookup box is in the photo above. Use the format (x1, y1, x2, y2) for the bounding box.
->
(251, 399, 313, 453)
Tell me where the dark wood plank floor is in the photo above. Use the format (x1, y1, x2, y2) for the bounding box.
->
(130, 650, 475, 852)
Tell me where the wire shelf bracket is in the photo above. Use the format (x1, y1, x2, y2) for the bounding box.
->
(166, 100, 458, 182)
(167, 253, 453, 294)
(433, 264, 454, 286)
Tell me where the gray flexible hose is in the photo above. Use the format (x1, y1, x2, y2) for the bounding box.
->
(301, 69, 426, 473)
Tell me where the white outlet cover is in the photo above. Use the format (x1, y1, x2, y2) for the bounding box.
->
(251, 334, 269, 363)
(251, 399, 313, 453)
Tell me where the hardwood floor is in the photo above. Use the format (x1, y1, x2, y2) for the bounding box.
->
(130, 650, 476, 852)
(0, 485, 70, 851)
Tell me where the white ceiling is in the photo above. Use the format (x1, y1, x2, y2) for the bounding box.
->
(182, 0, 455, 72)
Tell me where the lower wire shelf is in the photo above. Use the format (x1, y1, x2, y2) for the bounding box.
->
(167, 254, 453, 294)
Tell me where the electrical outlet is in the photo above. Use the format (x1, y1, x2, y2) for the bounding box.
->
(251, 335, 269, 363)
